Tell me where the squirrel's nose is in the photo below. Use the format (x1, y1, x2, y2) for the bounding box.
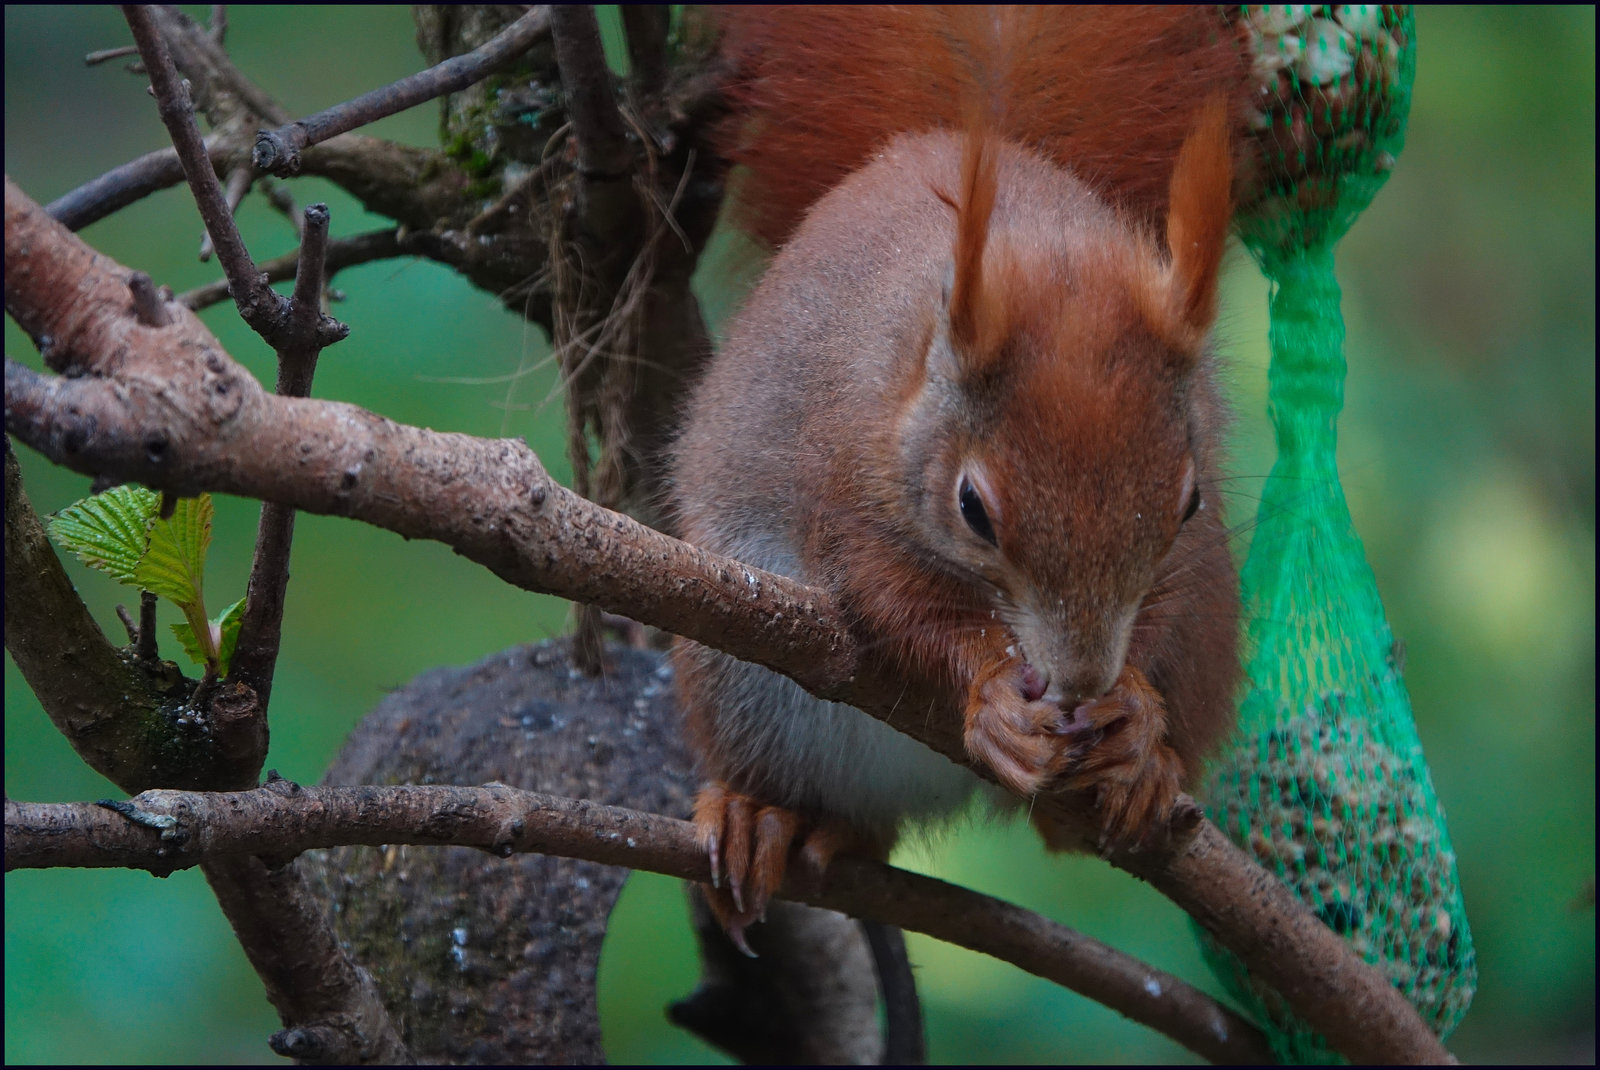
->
(1019, 662, 1049, 703)
(1045, 668, 1117, 710)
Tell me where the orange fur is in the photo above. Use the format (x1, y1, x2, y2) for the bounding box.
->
(719, 6, 1252, 248)
(948, 129, 1001, 363)
(1166, 94, 1235, 335)
(672, 7, 1247, 929)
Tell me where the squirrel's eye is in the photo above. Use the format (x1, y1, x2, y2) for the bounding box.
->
(1177, 457, 1200, 525)
(1182, 487, 1202, 524)
(958, 476, 997, 546)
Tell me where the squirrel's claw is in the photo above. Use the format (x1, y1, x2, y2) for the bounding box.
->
(1060, 665, 1183, 848)
(967, 659, 1184, 848)
(693, 784, 805, 954)
(964, 657, 1074, 796)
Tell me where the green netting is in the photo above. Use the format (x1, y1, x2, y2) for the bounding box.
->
(1198, 7, 1476, 1062)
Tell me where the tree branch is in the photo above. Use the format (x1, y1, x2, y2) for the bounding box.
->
(46, 7, 463, 238)
(3, 174, 1452, 1065)
(3, 440, 188, 789)
(197, 162, 251, 261)
(8, 422, 392, 1060)
(253, 7, 552, 177)
(226, 202, 345, 711)
(148, 4, 289, 126)
(202, 850, 410, 1064)
(550, 5, 632, 179)
(178, 227, 412, 312)
(85, 43, 141, 66)
(45, 138, 227, 232)
(122, 4, 287, 339)
(622, 6, 670, 112)
(6, 785, 1274, 1065)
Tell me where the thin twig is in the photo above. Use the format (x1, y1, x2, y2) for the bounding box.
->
(8, 786, 1276, 1065)
(115, 603, 140, 645)
(85, 44, 140, 66)
(256, 177, 301, 239)
(149, 4, 288, 125)
(281, 202, 346, 369)
(45, 138, 224, 232)
(122, 4, 285, 337)
(178, 228, 408, 311)
(549, 5, 632, 178)
(622, 6, 670, 112)
(253, 7, 552, 176)
(127, 270, 171, 328)
(198, 163, 252, 261)
(138, 590, 159, 662)
(228, 203, 344, 707)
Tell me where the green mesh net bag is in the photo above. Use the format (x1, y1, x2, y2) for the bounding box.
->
(1198, 6, 1476, 1062)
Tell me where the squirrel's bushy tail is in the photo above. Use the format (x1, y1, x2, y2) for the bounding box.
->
(719, 6, 1252, 247)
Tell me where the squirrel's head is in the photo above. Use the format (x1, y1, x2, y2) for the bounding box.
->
(900, 100, 1230, 707)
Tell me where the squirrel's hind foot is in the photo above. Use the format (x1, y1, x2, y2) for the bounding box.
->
(693, 784, 880, 956)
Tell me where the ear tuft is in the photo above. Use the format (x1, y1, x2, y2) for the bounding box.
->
(946, 129, 1003, 370)
(1166, 94, 1233, 334)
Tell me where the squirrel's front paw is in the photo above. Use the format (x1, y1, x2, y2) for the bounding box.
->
(963, 659, 1075, 797)
(1056, 665, 1183, 847)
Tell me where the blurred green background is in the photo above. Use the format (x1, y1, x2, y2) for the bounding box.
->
(4, 7, 1592, 1064)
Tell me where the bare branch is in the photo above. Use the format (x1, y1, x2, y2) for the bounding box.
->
(60, 4, 474, 239)
(197, 163, 251, 261)
(179, 228, 407, 311)
(282, 204, 344, 372)
(45, 137, 226, 232)
(85, 44, 140, 66)
(122, 4, 285, 337)
(201, 849, 410, 1064)
(126, 270, 170, 328)
(550, 5, 632, 178)
(7, 785, 1274, 1065)
(252, 7, 552, 177)
(138, 589, 159, 662)
(622, 6, 670, 109)
(148, 4, 288, 125)
(228, 201, 344, 709)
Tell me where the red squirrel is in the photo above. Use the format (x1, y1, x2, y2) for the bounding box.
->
(671, 7, 1249, 947)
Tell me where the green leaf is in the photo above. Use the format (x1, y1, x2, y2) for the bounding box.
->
(171, 595, 244, 674)
(170, 616, 209, 669)
(136, 495, 213, 607)
(47, 485, 160, 585)
(215, 596, 245, 677)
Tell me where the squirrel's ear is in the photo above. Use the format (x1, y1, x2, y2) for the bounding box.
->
(1166, 94, 1232, 335)
(944, 129, 1004, 374)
